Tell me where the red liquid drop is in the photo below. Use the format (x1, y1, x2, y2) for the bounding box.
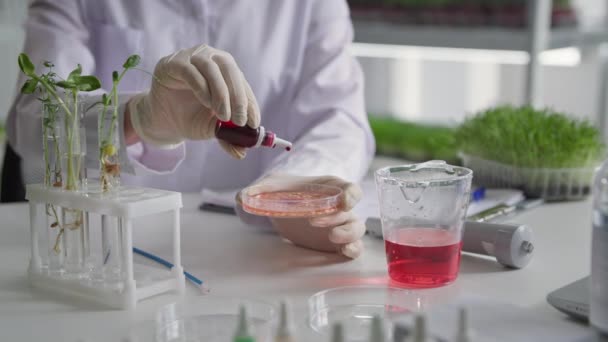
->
(385, 228, 462, 288)
(285, 146, 291, 151)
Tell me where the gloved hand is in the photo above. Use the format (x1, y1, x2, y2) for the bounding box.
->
(238, 174, 366, 259)
(128, 44, 261, 159)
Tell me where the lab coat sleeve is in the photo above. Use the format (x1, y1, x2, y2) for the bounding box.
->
(260, 1, 375, 184)
(6, 0, 184, 185)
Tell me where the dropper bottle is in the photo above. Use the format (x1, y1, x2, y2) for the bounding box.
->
(275, 300, 296, 342)
(234, 305, 256, 342)
(215, 121, 293, 151)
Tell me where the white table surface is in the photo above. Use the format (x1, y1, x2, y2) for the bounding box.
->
(0, 175, 598, 341)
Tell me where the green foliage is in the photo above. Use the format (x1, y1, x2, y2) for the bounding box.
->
(67, 64, 82, 81)
(370, 116, 459, 164)
(72, 75, 101, 91)
(123, 54, 141, 69)
(20, 79, 38, 94)
(18, 53, 101, 96)
(456, 106, 605, 169)
(18, 53, 35, 76)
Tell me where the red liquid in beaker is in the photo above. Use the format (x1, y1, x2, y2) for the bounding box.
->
(384, 228, 462, 288)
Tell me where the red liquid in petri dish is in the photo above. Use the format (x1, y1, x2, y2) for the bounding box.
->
(242, 190, 339, 217)
(384, 228, 462, 288)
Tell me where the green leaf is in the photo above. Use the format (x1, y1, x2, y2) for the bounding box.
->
(112, 71, 119, 83)
(43, 61, 54, 68)
(42, 117, 53, 128)
(18, 53, 35, 76)
(67, 64, 82, 82)
(102, 93, 111, 106)
(72, 75, 101, 92)
(122, 54, 141, 69)
(56, 80, 77, 89)
(20, 79, 38, 94)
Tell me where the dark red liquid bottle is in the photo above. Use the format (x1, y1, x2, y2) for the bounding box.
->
(215, 121, 292, 151)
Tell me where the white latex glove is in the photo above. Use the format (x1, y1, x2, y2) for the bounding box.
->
(238, 174, 366, 259)
(128, 44, 261, 159)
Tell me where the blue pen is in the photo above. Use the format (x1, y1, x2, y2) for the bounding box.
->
(471, 187, 486, 202)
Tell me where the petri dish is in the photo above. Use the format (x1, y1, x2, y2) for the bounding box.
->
(308, 285, 417, 341)
(241, 183, 342, 218)
(129, 297, 277, 342)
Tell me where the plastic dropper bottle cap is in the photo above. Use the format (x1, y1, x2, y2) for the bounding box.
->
(331, 323, 345, 342)
(369, 315, 385, 342)
(271, 136, 293, 151)
(275, 300, 296, 342)
(234, 305, 256, 342)
(454, 307, 472, 342)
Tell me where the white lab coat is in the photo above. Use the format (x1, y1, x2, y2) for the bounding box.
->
(7, 0, 375, 192)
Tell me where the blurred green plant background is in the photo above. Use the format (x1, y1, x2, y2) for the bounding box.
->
(371, 105, 605, 169)
(369, 116, 459, 164)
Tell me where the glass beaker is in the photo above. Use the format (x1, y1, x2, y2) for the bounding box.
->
(375, 161, 473, 288)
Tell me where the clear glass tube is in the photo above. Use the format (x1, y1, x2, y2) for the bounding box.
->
(84, 213, 104, 285)
(58, 95, 88, 278)
(31, 203, 49, 273)
(62, 208, 85, 276)
(45, 203, 63, 275)
(102, 215, 124, 289)
(60, 95, 86, 193)
(97, 101, 123, 289)
(42, 102, 63, 274)
(98, 107, 121, 194)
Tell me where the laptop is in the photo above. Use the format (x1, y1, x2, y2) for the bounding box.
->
(547, 277, 590, 321)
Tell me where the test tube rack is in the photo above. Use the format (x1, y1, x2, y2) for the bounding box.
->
(26, 184, 186, 309)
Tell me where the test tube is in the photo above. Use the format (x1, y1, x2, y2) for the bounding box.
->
(102, 215, 124, 287)
(59, 96, 88, 278)
(84, 213, 104, 285)
(62, 208, 86, 277)
(34, 203, 49, 272)
(46, 203, 64, 275)
(42, 103, 63, 274)
(32, 202, 50, 273)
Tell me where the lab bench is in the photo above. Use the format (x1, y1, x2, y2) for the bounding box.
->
(0, 189, 595, 340)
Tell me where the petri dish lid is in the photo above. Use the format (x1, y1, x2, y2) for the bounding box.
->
(241, 182, 342, 218)
(129, 297, 277, 342)
(308, 285, 418, 341)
